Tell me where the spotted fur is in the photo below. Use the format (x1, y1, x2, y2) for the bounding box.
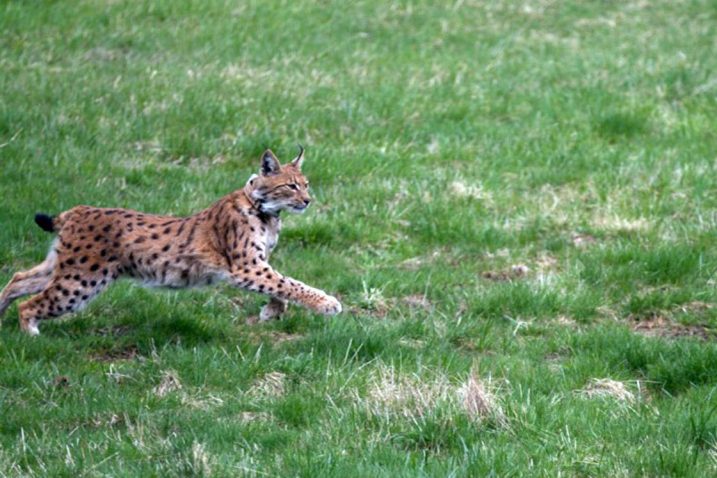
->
(0, 148, 341, 336)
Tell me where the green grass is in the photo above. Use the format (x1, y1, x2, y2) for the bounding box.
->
(2, 0, 717, 475)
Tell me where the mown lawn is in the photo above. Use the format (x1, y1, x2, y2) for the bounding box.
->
(2, 0, 717, 476)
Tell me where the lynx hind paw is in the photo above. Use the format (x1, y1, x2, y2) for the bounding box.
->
(318, 295, 342, 316)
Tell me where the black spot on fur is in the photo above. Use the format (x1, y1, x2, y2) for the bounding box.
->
(90, 264, 100, 272)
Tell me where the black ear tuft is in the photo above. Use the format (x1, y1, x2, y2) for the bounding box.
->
(261, 149, 281, 176)
(291, 144, 305, 169)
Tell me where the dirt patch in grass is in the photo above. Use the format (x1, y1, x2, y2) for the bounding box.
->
(630, 312, 713, 340)
(401, 294, 432, 311)
(676, 301, 714, 314)
(52, 375, 70, 388)
(245, 328, 305, 344)
(95, 325, 134, 337)
(571, 233, 597, 248)
(348, 303, 392, 319)
(481, 264, 530, 281)
(91, 345, 142, 362)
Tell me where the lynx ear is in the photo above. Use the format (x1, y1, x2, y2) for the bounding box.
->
(260, 149, 281, 176)
(291, 145, 305, 170)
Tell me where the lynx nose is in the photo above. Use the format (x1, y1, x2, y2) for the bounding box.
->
(303, 199, 311, 206)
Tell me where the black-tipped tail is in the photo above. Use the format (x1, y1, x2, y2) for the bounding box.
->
(34, 213, 55, 233)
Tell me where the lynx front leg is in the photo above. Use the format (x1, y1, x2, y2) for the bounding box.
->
(233, 265, 341, 316)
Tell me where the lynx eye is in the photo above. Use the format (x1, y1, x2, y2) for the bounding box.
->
(288, 184, 299, 191)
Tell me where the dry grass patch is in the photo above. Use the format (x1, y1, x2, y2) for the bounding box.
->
(153, 370, 182, 397)
(459, 372, 507, 425)
(399, 250, 443, 271)
(591, 215, 650, 232)
(248, 371, 287, 399)
(401, 294, 432, 311)
(578, 378, 636, 403)
(356, 365, 506, 425)
(236, 411, 273, 423)
(448, 180, 493, 203)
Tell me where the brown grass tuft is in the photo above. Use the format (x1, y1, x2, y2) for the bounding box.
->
(153, 370, 182, 397)
(458, 372, 506, 424)
(248, 372, 286, 398)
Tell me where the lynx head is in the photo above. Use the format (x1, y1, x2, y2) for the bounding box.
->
(247, 146, 312, 215)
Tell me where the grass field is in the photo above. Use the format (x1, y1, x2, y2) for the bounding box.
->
(2, 0, 717, 475)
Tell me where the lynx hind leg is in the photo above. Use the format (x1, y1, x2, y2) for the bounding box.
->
(259, 297, 287, 322)
(17, 268, 115, 336)
(0, 249, 57, 317)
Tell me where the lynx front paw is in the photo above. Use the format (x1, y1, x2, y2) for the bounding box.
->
(260, 298, 287, 322)
(317, 295, 342, 316)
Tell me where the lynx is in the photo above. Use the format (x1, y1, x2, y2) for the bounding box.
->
(0, 147, 341, 335)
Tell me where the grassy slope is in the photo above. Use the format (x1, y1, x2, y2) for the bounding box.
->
(1, 0, 717, 475)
